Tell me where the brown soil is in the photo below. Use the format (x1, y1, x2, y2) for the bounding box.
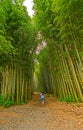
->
(0, 92, 83, 130)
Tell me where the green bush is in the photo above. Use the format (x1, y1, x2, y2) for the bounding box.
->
(3, 100, 14, 107)
(60, 95, 82, 103)
(0, 96, 15, 107)
(60, 96, 76, 103)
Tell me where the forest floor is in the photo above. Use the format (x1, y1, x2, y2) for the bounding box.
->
(0, 92, 83, 130)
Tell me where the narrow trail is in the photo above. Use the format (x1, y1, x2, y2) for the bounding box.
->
(0, 92, 83, 130)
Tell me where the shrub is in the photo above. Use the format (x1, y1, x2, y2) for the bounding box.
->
(60, 96, 76, 103)
(60, 95, 82, 103)
(0, 96, 15, 107)
(3, 100, 14, 107)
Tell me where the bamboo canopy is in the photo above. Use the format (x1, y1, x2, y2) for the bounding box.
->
(0, 0, 83, 105)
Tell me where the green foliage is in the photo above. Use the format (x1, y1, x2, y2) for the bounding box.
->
(0, 0, 37, 66)
(60, 96, 82, 103)
(0, 96, 14, 107)
(3, 100, 14, 107)
(35, 85, 44, 93)
(60, 96, 75, 103)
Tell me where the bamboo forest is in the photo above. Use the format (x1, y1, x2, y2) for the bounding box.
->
(0, 0, 83, 107)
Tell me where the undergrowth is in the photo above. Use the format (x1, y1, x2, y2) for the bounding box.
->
(60, 96, 81, 103)
(0, 96, 14, 107)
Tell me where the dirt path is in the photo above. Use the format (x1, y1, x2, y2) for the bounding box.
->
(0, 93, 83, 130)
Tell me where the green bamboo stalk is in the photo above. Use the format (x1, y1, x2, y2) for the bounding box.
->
(65, 44, 83, 101)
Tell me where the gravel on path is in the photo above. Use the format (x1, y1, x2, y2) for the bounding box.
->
(0, 93, 83, 130)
